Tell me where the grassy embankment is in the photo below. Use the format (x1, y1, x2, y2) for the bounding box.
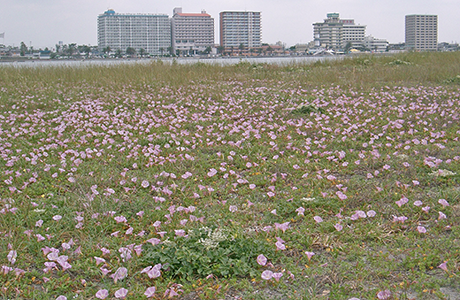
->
(0, 52, 459, 299)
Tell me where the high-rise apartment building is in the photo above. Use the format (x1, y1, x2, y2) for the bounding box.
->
(171, 7, 214, 54)
(313, 13, 366, 51)
(97, 9, 171, 55)
(219, 11, 262, 49)
(405, 15, 438, 51)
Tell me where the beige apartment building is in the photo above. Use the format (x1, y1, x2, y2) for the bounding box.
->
(171, 7, 215, 54)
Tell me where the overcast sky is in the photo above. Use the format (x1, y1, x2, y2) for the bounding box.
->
(1, 0, 459, 49)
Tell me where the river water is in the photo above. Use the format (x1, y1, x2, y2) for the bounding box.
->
(0, 55, 341, 68)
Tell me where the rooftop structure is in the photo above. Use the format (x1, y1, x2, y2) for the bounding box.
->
(97, 9, 171, 55)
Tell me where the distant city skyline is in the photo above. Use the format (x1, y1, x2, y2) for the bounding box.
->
(1, 0, 459, 49)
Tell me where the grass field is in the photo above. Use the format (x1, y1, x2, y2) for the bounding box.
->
(0, 52, 460, 299)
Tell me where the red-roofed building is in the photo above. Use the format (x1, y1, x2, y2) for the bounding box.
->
(172, 7, 214, 55)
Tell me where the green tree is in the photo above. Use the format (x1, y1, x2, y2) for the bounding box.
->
(126, 47, 136, 57)
(115, 49, 123, 58)
(66, 43, 76, 58)
(20, 42, 27, 56)
(217, 45, 225, 55)
(344, 42, 353, 53)
(204, 46, 212, 54)
(139, 48, 146, 57)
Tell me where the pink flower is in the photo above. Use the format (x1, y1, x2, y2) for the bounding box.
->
(147, 238, 161, 245)
(141, 180, 150, 188)
(56, 296, 67, 300)
(438, 199, 450, 207)
(295, 207, 305, 216)
(273, 272, 283, 281)
(416, 226, 427, 233)
(274, 222, 290, 233)
(147, 264, 162, 279)
(52, 215, 62, 221)
(257, 254, 267, 266)
(334, 223, 343, 231)
(275, 241, 286, 251)
(377, 290, 391, 300)
(438, 261, 448, 272)
(7, 250, 17, 265)
(438, 211, 447, 220)
(229, 205, 238, 212)
(395, 196, 409, 207)
(336, 191, 347, 200)
(111, 267, 128, 283)
(114, 216, 127, 223)
(175, 230, 186, 237)
(249, 184, 256, 189)
(313, 216, 323, 223)
(95, 289, 109, 299)
(413, 200, 423, 206)
(366, 210, 376, 217)
(114, 288, 128, 299)
(305, 251, 315, 261)
(144, 287, 156, 298)
(267, 191, 275, 198)
(261, 270, 274, 280)
(207, 168, 217, 177)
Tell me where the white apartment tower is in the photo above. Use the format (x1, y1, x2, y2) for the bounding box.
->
(313, 13, 366, 51)
(171, 8, 215, 54)
(220, 11, 262, 49)
(405, 15, 438, 51)
(97, 9, 171, 55)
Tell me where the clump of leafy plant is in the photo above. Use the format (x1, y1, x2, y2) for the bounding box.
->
(291, 104, 326, 115)
(443, 75, 460, 84)
(387, 59, 412, 66)
(141, 226, 276, 280)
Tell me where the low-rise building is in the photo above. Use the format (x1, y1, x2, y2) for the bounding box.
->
(364, 35, 388, 52)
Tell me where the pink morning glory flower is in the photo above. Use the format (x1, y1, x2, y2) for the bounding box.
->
(438, 261, 448, 272)
(395, 196, 408, 207)
(334, 224, 343, 231)
(257, 254, 267, 266)
(416, 226, 427, 233)
(273, 272, 283, 281)
(313, 216, 323, 223)
(95, 289, 109, 299)
(438, 211, 447, 220)
(377, 290, 391, 300)
(110, 267, 127, 283)
(366, 210, 376, 217)
(438, 199, 450, 207)
(144, 287, 156, 298)
(114, 288, 128, 299)
(305, 251, 315, 261)
(275, 241, 286, 251)
(261, 270, 274, 280)
(336, 191, 347, 200)
(295, 207, 305, 216)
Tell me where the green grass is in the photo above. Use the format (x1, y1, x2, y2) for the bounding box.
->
(0, 52, 459, 299)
